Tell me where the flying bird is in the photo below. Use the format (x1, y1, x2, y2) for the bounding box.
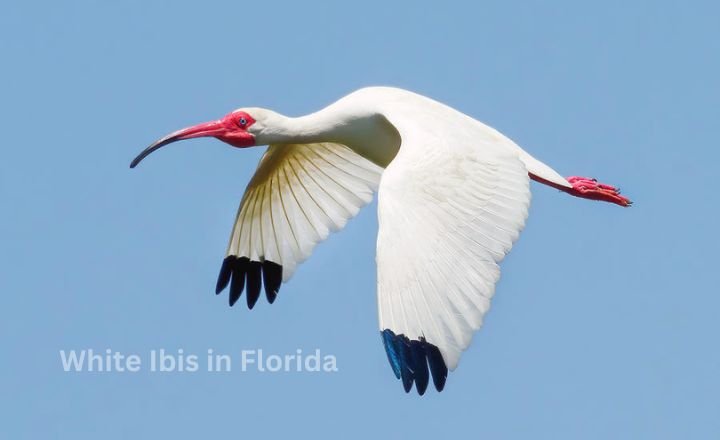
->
(131, 87, 630, 395)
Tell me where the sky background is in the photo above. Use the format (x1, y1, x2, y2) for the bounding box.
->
(2, 1, 719, 438)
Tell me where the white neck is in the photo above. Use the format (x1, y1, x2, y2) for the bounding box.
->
(248, 106, 401, 167)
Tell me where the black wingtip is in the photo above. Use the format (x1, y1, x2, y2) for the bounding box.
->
(380, 329, 447, 394)
(262, 261, 282, 304)
(216, 256, 234, 295)
(216, 257, 283, 309)
(410, 340, 430, 395)
(245, 261, 262, 309)
(425, 343, 448, 392)
(228, 257, 248, 307)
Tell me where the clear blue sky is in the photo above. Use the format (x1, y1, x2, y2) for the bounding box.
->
(2, 1, 718, 438)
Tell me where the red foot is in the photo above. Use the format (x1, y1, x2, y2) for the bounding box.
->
(565, 176, 632, 207)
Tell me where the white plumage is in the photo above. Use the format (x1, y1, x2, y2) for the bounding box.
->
(227, 142, 382, 281)
(131, 86, 631, 394)
(376, 121, 531, 371)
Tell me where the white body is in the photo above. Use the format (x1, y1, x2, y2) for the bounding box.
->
(230, 87, 570, 371)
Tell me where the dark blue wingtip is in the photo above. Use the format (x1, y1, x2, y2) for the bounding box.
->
(380, 329, 448, 395)
(382, 330, 402, 379)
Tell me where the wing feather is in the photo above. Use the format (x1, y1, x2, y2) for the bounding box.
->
(218, 142, 382, 305)
(376, 107, 531, 393)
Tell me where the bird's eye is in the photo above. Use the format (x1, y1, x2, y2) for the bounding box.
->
(239, 117, 247, 126)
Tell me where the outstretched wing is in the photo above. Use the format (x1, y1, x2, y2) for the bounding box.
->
(215, 142, 382, 309)
(376, 107, 531, 394)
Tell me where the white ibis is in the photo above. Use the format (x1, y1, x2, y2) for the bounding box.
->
(131, 87, 630, 395)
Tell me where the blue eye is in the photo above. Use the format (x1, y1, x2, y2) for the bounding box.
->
(239, 117, 247, 126)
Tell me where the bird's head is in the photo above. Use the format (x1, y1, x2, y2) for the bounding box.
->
(130, 109, 262, 168)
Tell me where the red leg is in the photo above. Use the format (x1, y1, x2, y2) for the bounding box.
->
(530, 174, 632, 207)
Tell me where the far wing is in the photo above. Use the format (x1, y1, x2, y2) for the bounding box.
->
(215, 142, 382, 309)
(376, 110, 531, 394)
